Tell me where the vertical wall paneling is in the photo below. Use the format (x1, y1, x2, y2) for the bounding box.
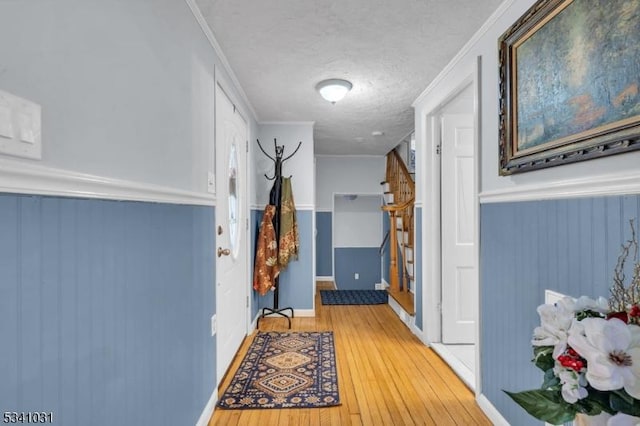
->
(315, 212, 332, 276)
(334, 248, 381, 290)
(0, 194, 216, 426)
(256, 210, 314, 311)
(481, 194, 640, 425)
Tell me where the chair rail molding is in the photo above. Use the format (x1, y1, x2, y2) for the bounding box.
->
(0, 158, 216, 206)
(480, 170, 640, 204)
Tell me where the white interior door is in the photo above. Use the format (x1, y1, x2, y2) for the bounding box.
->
(441, 113, 477, 344)
(215, 85, 248, 384)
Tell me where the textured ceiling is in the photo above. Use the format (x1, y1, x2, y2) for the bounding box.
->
(195, 0, 502, 155)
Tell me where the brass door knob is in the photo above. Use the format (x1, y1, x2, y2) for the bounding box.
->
(217, 247, 231, 257)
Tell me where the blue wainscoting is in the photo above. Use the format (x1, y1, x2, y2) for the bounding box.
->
(250, 208, 262, 320)
(254, 210, 314, 311)
(414, 207, 422, 330)
(334, 247, 381, 290)
(481, 195, 640, 425)
(315, 211, 332, 277)
(0, 194, 215, 426)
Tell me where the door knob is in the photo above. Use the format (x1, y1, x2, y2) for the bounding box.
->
(217, 247, 231, 257)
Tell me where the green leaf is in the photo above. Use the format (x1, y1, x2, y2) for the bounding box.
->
(504, 389, 576, 424)
(577, 389, 613, 416)
(610, 390, 640, 416)
(533, 346, 555, 372)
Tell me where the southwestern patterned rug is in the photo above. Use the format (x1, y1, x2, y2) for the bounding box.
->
(216, 331, 340, 409)
(320, 289, 388, 305)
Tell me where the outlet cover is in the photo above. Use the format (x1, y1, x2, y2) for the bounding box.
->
(354, 273, 359, 279)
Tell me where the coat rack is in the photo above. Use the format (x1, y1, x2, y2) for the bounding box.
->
(256, 138, 302, 329)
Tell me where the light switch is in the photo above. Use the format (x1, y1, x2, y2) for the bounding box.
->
(0, 90, 41, 160)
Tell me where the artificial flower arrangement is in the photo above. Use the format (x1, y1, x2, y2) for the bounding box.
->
(506, 222, 640, 425)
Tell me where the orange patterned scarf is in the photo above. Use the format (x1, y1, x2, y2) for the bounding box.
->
(253, 205, 280, 295)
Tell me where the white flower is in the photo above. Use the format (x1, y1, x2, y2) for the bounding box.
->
(532, 299, 574, 358)
(568, 317, 640, 398)
(562, 295, 610, 315)
(554, 363, 588, 403)
(607, 412, 640, 426)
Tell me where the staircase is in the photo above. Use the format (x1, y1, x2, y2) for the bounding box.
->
(381, 149, 415, 314)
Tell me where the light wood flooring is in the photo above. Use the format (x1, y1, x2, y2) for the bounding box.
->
(209, 282, 490, 425)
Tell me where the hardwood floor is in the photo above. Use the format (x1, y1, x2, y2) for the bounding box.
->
(209, 284, 490, 426)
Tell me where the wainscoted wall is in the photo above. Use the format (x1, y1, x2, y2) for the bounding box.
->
(250, 208, 262, 320)
(253, 210, 314, 311)
(334, 248, 381, 290)
(0, 194, 215, 426)
(315, 211, 332, 277)
(414, 207, 423, 330)
(481, 194, 640, 425)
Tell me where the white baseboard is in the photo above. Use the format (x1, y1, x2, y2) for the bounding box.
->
(316, 276, 334, 282)
(430, 343, 475, 391)
(388, 296, 414, 330)
(476, 394, 510, 426)
(256, 308, 315, 319)
(195, 389, 218, 426)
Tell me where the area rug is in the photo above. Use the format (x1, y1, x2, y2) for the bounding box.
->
(320, 289, 388, 305)
(216, 331, 340, 409)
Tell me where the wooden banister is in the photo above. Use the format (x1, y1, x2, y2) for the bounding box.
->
(382, 149, 415, 293)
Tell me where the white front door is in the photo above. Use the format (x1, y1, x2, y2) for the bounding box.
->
(215, 84, 248, 384)
(441, 113, 477, 344)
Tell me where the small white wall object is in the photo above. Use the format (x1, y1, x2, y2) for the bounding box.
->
(0, 90, 41, 160)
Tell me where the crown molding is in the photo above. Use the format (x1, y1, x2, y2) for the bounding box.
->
(184, 0, 258, 122)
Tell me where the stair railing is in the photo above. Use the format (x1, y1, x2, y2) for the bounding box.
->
(382, 150, 415, 292)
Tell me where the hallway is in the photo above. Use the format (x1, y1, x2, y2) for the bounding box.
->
(209, 284, 490, 425)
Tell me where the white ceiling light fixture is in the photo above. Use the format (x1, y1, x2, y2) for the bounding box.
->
(315, 79, 353, 104)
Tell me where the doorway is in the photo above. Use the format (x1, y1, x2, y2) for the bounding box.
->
(425, 76, 479, 391)
(215, 82, 249, 385)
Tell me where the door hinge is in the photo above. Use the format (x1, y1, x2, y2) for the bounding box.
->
(246, 140, 249, 153)
(246, 296, 249, 308)
(246, 218, 249, 230)
(435, 144, 441, 155)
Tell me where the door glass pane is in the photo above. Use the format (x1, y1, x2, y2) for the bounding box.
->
(228, 143, 239, 255)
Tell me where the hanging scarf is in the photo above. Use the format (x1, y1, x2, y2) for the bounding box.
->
(278, 177, 299, 268)
(253, 205, 280, 295)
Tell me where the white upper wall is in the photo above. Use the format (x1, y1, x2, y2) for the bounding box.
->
(0, 0, 255, 194)
(413, 0, 640, 196)
(334, 195, 382, 248)
(315, 156, 385, 211)
(254, 122, 315, 208)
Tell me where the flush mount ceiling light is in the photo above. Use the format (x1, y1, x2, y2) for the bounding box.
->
(315, 79, 352, 103)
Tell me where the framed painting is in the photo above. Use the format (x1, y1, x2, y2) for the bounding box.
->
(498, 0, 640, 175)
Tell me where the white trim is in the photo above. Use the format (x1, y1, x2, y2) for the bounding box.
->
(414, 202, 423, 209)
(479, 171, 640, 204)
(388, 295, 415, 330)
(316, 276, 335, 282)
(0, 158, 216, 205)
(195, 389, 218, 426)
(314, 154, 385, 159)
(250, 204, 264, 210)
(184, 0, 258, 121)
(412, 0, 516, 107)
(259, 309, 315, 318)
(430, 343, 475, 391)
(315, 207, 332, 213)
(296, 204, 315, 211)
(259, 121, 316, 126)
(476, 394, 510, 426)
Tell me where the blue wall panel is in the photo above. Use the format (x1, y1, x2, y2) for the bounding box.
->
(481, 195, 640, 425)
(315, 212, 332, 276)
(414, 207, 422, 330)
(0, 194, 215, 426)
(334, 248, 381, 290)
(255, 210, 314, 311)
